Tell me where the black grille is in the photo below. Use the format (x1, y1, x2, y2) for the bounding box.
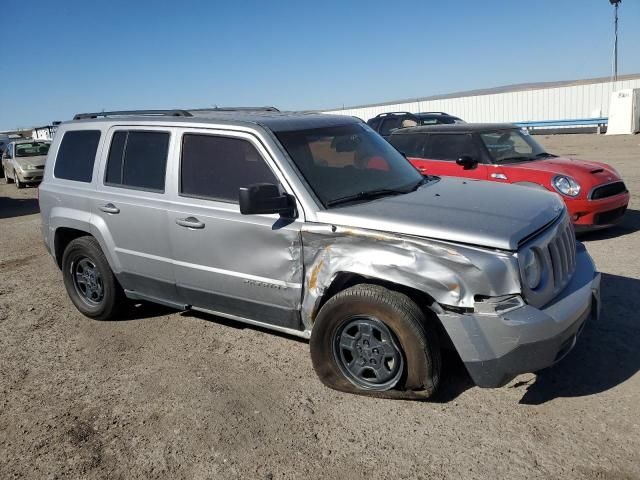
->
(590, 181, 627, 200)
(547, 220, 576, 292)
(594, 206, 627, 225)
(35, 165, 45, 170)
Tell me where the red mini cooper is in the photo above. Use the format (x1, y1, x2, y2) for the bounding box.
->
(388, 124, 629, 231)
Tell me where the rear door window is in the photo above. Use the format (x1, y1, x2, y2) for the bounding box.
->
(54, 130, 101, 182)
(388, 134, 426, 158)
(105, 130, 170, 192)
(180, 134, 278, 203)
(424, 134, 477, 161)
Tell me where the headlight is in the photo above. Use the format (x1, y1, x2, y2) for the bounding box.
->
(522, 248, 542, 289)
(552, 175, 581, 197)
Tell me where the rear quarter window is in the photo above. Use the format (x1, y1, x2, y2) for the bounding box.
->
(54, 130, 102, 182)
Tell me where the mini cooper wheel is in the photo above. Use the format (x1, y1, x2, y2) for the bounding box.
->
(61, 236, 125, 320)
(310, 284, 441, 400)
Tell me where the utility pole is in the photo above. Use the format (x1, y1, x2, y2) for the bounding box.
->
(609, 0, 622, 82)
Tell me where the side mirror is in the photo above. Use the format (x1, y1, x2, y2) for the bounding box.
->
(456, 155, 478, 170)
(239, 183, 296, 217)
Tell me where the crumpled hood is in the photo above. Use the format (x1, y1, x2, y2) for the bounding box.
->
(15, 155, 47, 168)
(316, 177, 565, 250)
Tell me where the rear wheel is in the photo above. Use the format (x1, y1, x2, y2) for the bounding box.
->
(310, 284, 441, 400)
(61, 236, 126, 320)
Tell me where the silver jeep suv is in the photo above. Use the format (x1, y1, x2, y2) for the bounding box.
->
(39, 109, 600, 399)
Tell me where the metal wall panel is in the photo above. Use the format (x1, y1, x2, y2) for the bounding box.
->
(323, 79, 640, 123)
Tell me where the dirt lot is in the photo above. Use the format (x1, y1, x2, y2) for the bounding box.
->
(1, 133, 639, 480)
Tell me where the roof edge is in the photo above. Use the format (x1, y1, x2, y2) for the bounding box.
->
(323, 73, 640, 112)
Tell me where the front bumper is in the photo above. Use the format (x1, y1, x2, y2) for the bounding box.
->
(567, 192, 629, 230)
(16, 168, 44, 183)
(439, 243, 600, 388)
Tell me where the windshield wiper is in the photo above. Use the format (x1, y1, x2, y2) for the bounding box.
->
(327, 188, 407, 207)
(534, 152, 556, 159)
(410, 177, 430, 191)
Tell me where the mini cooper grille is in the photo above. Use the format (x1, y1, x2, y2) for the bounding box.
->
(519, 213, 577, 308)
(590, 181, 627, 200)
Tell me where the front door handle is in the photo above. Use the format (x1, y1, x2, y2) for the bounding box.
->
(176, 216, 205, 229)
(99, 203, 120, 214)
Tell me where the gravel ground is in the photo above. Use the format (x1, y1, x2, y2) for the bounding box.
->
(0, 133, 639, 480)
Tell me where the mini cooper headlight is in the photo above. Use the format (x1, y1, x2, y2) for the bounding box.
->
(552, 175, 581, 197)
(522, 248, 542, 289)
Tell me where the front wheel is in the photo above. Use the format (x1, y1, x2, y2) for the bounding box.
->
(15, 173, 24, 189)
(61, 236, 126, 320)
(310, 284, 441, 400)
(5, 170, 14, 184)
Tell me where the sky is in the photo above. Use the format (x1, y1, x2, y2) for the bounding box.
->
(1, 0, 638, 131)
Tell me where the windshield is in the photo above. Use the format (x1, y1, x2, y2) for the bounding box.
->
(276, 123, 423, 208)
(480, 129, 550, 164)
(15, 142, 50, 158)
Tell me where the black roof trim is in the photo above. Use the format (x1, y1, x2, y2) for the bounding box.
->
(189, 106, 280, 113)
(391, 123, 518, 134)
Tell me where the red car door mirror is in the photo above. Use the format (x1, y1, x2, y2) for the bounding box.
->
(456, 156, 479, 170)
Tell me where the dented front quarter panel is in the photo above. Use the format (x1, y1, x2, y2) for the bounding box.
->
(300, 224, 521, 329)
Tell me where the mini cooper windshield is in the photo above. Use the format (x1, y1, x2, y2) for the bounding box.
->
(480, 129, 555, 164)
(276, 123, 424, 207)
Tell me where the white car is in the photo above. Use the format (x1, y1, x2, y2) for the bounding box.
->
(2, 139, 51, 188)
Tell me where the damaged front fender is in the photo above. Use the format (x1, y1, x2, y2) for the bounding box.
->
(301, 224, 521, 329)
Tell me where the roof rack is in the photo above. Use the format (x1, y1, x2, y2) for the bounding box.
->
(372, 111, 413, 118)
(188, 106, 280, 113)
(73, 110, 193, 120)
(418, 111, 451, 116)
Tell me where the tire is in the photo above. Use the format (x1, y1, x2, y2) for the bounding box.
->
(15, 173, 24, 189)
(310, 284, 441, 400)
(6, 170, 14, 184)
(61, 236, 126, 320)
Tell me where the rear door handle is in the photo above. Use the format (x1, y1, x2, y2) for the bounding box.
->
(99, 203, 120, 214)
(176, 216, 205, 229)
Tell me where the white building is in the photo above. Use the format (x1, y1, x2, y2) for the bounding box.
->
(31, 123, 59, 141)
(322, 74, 640, 129)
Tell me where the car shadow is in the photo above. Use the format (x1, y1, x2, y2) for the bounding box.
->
(519, 272, 640, 404)
(0, 195, 40, 219)
(116, 301, 177, 321)
(113, 272, 640, 404)
(577, 208, 640, 242)
(179, 309, 308, 344)
(431, 350, 476, 402)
